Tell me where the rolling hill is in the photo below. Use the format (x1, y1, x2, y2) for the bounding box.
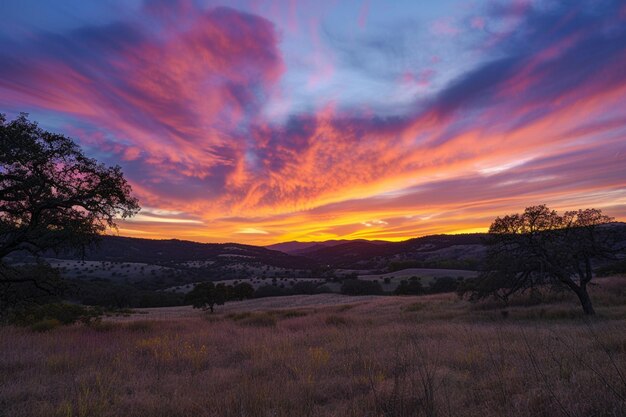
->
(49, 236, 317, 269)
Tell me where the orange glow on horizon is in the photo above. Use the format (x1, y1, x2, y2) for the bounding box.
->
(2, 1, 626, 246)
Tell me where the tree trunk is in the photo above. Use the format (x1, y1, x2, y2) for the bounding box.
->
(575, 287, 595, 315)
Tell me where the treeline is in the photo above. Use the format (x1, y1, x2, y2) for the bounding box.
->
(69, 279, 187, 308)
(340, 276, 464, 296)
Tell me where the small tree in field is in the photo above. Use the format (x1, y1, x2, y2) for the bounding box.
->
(1, 114, 140, 309)
(463, 205, 620, 315)
(185, 282, 226, 313)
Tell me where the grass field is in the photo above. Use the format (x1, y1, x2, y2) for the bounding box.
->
(2, 277, 626, 417)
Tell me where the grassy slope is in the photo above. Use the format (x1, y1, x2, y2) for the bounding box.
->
(2, 277, 626, 417)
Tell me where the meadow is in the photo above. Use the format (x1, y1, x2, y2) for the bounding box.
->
(1, 278, 626, 417)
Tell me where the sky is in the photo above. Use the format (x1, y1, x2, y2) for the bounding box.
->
(1, 0, 625, 245)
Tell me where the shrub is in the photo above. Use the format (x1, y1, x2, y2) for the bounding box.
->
(427, 276, 460, 294)
(394, 279, 424, 295)
(30, 319, 61, 332)
(254, 285, 290, 298)
(231, 282, 255, 300)
(10, 303, 104, 327)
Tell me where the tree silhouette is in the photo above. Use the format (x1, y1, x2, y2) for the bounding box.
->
(1, 114, 140, 306)
(185, 282, 226, 313)
(463, 205, 619, 315)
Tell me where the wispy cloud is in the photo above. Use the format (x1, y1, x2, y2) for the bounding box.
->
(0, 0, 625, 243)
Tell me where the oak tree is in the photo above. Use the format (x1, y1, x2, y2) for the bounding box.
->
(463, 205, 620, 315)
(1, 114, 140, 307)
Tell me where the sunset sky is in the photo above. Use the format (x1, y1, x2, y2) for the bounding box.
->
(1, 0, 625, 244)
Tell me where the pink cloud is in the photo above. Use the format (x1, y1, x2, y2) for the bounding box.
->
(1, 0, 625, 243)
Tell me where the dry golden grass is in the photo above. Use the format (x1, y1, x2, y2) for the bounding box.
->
(1, 277, 626, 417)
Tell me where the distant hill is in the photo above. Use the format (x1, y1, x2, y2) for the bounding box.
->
(49, 235, 318, 269)
(301, 234, 489, 269)
(35, 234, 490, 271)
(29, 222, 626, 272)
(285, 223, 626, 269)
(266, 239, 388, 255)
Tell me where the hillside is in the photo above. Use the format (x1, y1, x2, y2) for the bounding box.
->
(265, 239, 388, 255)
(300, 233, 489, 269)
(50, 236, 317, 270)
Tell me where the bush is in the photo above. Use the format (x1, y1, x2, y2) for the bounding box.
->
(394, 279, 424, 295)
(254, 285, 290, 298)
(340, 279, 383, 295)
(231, 282, 255, 300)
(30, 319, 62, 332)
(9, 303, 104, 327)
(427, 277, 460, 294)
(70, 279, 186, 308)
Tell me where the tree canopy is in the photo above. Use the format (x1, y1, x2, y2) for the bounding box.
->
(462, 205, 619, 315)
(0, 114, 140, 260)
(1, 114, 140, 308)
(185, 282, 227, 313)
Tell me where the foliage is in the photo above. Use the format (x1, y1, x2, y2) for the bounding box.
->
(394, 277, 424, 295)
(427, 276, 461, 294)
(461, 205, 618, 315)
(0, 114, 139, 308)
(0, 263, 65, 311)
(254, 284, 291, 298)
(185, 282, 226, 313)
(0, 113, 140, 260)
(30, 318, 62, 332)
(230, 282, 255, 300)
(65, 278, 186, 308)
(340, 279, 383, 295)
(9, 302, 104, 327)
